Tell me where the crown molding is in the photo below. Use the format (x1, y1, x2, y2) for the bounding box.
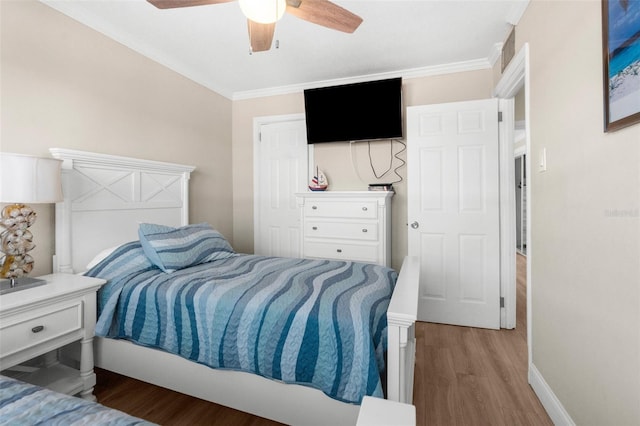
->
(232, 58, 492, 100)
(488, 42, 504, 67)
(40, 0, 507, 102)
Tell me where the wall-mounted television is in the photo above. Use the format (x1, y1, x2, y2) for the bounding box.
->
(303, 77, 403, 144)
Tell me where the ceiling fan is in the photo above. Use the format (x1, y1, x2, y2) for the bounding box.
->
(147, 0, 363, 53)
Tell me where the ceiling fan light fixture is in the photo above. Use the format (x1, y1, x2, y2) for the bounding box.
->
(239, 0, 286, 24)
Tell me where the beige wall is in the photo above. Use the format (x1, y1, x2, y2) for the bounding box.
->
(509, 0, 640, 424)
(1, 0, 233, 275)
(232, 70, 494, 271)
(231, 94, 304, 256)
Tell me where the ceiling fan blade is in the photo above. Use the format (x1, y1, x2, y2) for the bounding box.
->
(286, 0, 362, 33)
(247, 20, 276, 52)
(147, 0, 233, 10)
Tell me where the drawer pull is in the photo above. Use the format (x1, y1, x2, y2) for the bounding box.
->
(362, 229, 368, 233)
(336, 249, 342, 253)
(31, 325, 44, 333)
(312, 206, 318, 210)
(312, 226, 318, 230)
(362, 207, 368, 211)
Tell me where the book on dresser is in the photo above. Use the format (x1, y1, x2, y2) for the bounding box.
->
(295, 191, 393, 267)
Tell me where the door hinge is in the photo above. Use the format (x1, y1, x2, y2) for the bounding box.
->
(498, 111, 503, 122)
(500, 296, 505, 308)
(258, 132, 262, 142)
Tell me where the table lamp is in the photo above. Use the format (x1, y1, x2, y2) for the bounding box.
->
(0, 153, 63, 293)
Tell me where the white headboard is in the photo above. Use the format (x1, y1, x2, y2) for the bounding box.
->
(50, 148, 195, 273)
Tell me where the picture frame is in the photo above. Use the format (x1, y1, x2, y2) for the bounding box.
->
(602, 0, 640, 132)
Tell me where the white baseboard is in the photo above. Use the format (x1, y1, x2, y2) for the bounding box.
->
(529, 363, 576, 426)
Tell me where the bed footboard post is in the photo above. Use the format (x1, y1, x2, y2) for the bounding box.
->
(386, 256, 420, 404)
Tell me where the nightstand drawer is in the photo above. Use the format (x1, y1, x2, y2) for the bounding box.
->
(304, 201, 378, 219)
(304, 241, 379, 264)
(0, 302, 83, 360)
(305, 222, 379, 241)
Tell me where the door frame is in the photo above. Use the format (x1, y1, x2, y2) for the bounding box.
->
(252, 113, 312, 253)
(494, 44, 531, 356)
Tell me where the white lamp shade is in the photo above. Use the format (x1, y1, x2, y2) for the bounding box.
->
(0, 153, 63, 204)
(239, 0, 286, 24)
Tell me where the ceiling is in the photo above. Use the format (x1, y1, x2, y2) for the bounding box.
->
(41, 0, 529, 100)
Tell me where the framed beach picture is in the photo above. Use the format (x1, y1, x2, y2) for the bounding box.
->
(602, 0, 640, 132)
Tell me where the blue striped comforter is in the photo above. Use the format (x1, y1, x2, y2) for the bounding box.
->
(86, 242, 397, 404)
(0, 375, 153, 425)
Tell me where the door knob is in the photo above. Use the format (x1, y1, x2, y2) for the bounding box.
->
(410, 221, 419, 229)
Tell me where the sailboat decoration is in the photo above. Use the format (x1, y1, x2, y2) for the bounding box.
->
(309, 166, 328, 191)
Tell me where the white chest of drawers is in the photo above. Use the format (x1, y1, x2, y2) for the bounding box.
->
(0, 273, 105, 400)
(296, 191, 393, 267)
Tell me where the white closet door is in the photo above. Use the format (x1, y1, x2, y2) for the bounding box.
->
(254, 119, 308, 258)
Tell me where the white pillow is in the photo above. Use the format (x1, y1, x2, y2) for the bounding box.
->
(86, 246, 119, 270)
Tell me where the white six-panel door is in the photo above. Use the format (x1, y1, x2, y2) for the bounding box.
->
(254, 119, 309, 258)
(407, 99, 501, 329)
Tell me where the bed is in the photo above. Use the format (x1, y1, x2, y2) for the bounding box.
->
(0, 375, 154, 425)
(50, 148, 419, 426)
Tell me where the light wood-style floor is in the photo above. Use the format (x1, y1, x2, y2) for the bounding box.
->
(95, 253, 551, 425)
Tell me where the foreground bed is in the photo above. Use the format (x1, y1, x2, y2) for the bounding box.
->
(0, 375, 153, 425)
(52, 148, 419, 425)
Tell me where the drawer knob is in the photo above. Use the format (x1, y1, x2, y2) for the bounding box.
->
(362, 207, 368, 211)
(362, 229, 368, 233)
(312, 226, 318, 230)
(312, 206, 318, 210)
(31, 325, 44, 333)
(336, 249, 342, 253)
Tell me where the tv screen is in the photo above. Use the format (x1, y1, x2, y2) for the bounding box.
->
(303, 78, 403, 144)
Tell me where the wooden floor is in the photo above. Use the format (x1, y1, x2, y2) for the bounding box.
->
(95, 253, 551, 425)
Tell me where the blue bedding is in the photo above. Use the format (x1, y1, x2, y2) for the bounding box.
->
(0, 375, 153, 425)
(86, 242, 397, 404)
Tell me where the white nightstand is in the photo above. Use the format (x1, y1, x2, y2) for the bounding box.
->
(0, 273, 105, 400)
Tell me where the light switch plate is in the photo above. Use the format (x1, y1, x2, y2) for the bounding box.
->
(539, 147, 547, 172)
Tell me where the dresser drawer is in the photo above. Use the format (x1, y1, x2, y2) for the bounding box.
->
(304, 221, 378, 241)
(304, 201, 378, 219)
(0, 302, 83, 360)
(304, 241, 379, 264)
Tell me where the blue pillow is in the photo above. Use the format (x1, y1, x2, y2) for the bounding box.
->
(138, 223, 235, 273)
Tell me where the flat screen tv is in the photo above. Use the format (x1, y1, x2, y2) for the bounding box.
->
(303, 77, 403, 144)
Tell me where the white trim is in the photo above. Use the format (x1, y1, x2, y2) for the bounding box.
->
(497, 98, 516, 329)
(515, 120, 527, 144)
(494, 43, 533, 372)
(514, 144, 527, 157)
(488, 42, 504, 67)
(492, 45, 527, 98)
(529, 364, 576, 426)
(233, 58, 491, 100)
